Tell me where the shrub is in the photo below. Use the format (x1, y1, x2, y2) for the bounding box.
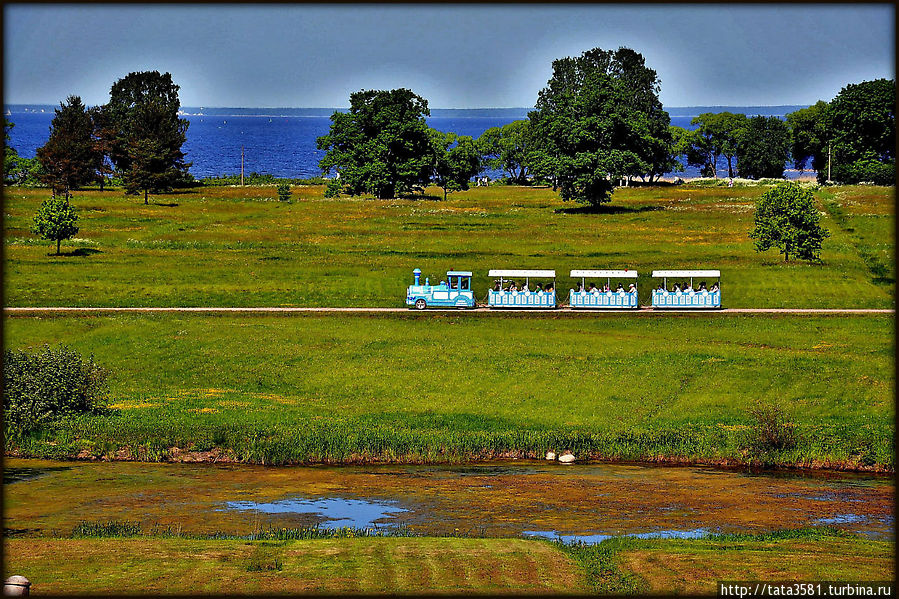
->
(276, 183, 291, 202)
(745, 405, 798, 454)
(832, 159, 895, 186)
(3, 345, 109, 438)
(324, 178, 342, 198)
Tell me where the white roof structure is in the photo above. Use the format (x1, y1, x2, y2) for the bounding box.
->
(570, 270, 638, 278)
(488, 269, 556, 278)
(651, 270, 720, 278)
(446, 271, 473, 277)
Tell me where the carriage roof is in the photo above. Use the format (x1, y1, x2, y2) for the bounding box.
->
(651, 270, 720, 278)
(446, 271, 473, 277)
(570, 269, 638, 278)
(488, 269, 556, 278)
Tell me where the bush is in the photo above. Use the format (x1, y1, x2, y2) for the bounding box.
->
(4, 345, 109, 438)
(832, 159, 895, 186)
(324, 178, 342, 198)
(276, 183, 291, 202)
(745, 405, 798, 454)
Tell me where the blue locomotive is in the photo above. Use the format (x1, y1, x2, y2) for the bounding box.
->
(406, 268, 476, 310)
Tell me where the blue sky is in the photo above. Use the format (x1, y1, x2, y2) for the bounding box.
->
(3, 4, 894, 108)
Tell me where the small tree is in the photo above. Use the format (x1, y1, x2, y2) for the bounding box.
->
(749, 182, 829, 262)
(32, 196, 79, 255)
(277, 183, 292, 202)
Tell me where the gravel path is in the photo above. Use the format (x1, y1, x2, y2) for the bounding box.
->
(4, 306, 894, 315)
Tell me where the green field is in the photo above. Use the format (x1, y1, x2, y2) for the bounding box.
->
(3, 182, 894, 308)
(5, 312, 892, 468)
(4, 530, 891, 595)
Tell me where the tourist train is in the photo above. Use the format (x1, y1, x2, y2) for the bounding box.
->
(405, 268, 721, 310)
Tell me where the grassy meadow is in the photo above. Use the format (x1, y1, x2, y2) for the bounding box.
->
(4, 529, 891, 595)
(3, 182, 894, 308)
(5, 312, 892, 468)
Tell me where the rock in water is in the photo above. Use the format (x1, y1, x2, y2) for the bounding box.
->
(559, 453, 576, 464)
(545, 451, 557, 461)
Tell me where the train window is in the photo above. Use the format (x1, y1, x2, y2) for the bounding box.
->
(461, 278, 470, 290)
(450, 277, 459, 290)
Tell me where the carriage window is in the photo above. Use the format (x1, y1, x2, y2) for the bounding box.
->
(461, 278, 470, 290)
(450, 277, 459, 290)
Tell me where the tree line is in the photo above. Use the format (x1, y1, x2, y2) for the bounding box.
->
(5, 50, 895, 210)
(317, 48, 894, 205)
(5, 71, 191, 204)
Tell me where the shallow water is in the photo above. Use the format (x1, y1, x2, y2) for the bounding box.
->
(4, 459, 892, 543)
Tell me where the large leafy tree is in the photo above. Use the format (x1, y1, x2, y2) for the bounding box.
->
(749, 182, 829, 262)
(35, 96, 100, 200)
(317, 89, 434, 199)
(102, 71, 191, 203)
(736, 116, 791, 179)
(429, 130, 481, 200)
(477, 120, 534, 183)
(785, 101, 829, 175)
(828, 78, 895, 184)
(528, 47, 670, 206)
(685, 112, 748, 179)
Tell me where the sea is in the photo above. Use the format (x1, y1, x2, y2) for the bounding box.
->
(4, 105, 811, 180)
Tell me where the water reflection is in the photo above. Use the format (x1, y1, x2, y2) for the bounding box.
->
(222, 497, 407, 529)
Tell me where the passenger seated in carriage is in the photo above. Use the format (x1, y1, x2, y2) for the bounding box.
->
(521, 282, 530, 293)
(629, 283, 637, 294)
(508, 282, 518, 293)
(588, 283, 598, 294)
(657, 283, 667, 294)
(673, 283, 682, 293)
(616, 283, 624, 293)
(698, 281, 707, 293)
(535, 282, 544, 294)
(545, 282, 554, 294)
(710, 282, 719, 293)
(493, 280, 502, 292)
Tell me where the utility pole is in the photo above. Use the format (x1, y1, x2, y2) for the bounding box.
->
(827, 141, 832, 183)
(241, 145, 245, 186)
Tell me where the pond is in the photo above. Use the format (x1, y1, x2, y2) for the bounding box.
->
(4, 459, 892, 542)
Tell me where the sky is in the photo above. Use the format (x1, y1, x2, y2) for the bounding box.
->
(3, 4, 894, 108)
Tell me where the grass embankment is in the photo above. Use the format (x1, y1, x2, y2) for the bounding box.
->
(3, 529, 891, 595)
(3, 183, 893, 308)
(5, 313, 892, 469)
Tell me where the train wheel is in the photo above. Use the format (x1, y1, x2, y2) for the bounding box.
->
(414, 299, 427, 310)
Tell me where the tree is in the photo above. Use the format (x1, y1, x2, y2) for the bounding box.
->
(88, 105, 116, 190)
(4, 118, 20, 183)
(35, 96, 100, 200)
(477, 120, 534, 183)
(749, 182, 829, 262)
(685, 112, 747, 179)
(317, 89, 434, 199)
(827, 79, 895, 184)
(735, 116, 791, 179)
(102, 71, 191, 203)
(528, 46, 670, 206)
(429, 130, 481, 200)
(786, 101, 829, 175)
(32, 196, 79, 255)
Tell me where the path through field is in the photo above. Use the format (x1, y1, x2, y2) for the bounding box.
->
(4, 307, 894, 315)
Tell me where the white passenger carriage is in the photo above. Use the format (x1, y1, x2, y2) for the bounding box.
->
(488, 269, 557, 309)
(651, 270, 721, 309)
(569, 270, 639, 309)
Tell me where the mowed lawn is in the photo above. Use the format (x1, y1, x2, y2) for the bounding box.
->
(5, 312, 892, 468)
(4, 531, 892, 595)
(3, 183, 894, 308)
